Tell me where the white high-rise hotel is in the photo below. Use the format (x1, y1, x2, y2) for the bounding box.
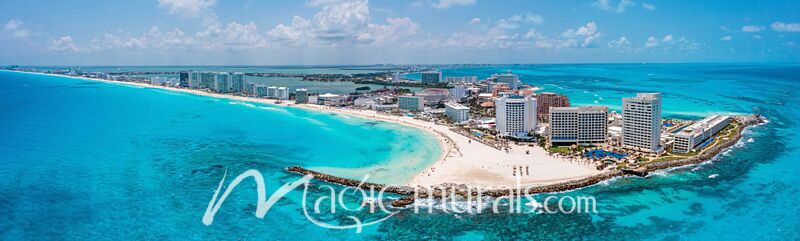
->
(622, 93, 663, 152)
(549, 106, 608, 146)
(495, 95, 537, 137)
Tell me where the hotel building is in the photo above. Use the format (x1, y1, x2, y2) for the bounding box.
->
(398, 96, 424, 112)
(267, 86, 277, 98)
(200, 72, 217, 89)
(444, 76, 478, 83)
(445, 102, 470, 123)
(549, 106, 608, 146)
(622, 93, 663, 152)
(494, 73, 520, 90)
(495, 95, 537, 137)
(672, 115, 732, 153)
(276, 87, 289, 100)
(295, 88, 309, 103)
(255, 85, 268, 97)
(179, 72, 190, 87)
(213, 72, 230, 93)
(421, 71, 442, 84)
(449, 85, 468, 102)
(536, 92, 570, 122)
(190, 72, 202, 89)
(231, 72, 245, 93)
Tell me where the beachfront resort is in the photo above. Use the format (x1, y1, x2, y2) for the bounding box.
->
(4, 66, 762, 189)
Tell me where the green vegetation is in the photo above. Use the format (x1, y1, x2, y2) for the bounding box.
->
(653, 156, 686, 162)
(547, 146, 573, 154)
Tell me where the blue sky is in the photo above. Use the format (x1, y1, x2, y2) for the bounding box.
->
(1, 0, 798, 65)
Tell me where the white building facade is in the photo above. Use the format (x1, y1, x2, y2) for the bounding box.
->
(622, 93, 663, 152)
(549, 106, 609, 146)
(672, 115, 732, 153)
(449, 85, 468, 102)
(444, 76, 478, 83)
(276, 87, 289, 100)
(445, 102, 470, 123)
(495, 95, 537, 137)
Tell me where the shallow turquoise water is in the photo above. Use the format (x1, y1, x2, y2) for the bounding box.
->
(2, 63, 799, 240)
(0, 70, 440, 240)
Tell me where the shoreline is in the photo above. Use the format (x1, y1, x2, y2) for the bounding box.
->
(5, 70, 762, 196)
(6, 70, 601, 188)
(287, 115, 765, 207)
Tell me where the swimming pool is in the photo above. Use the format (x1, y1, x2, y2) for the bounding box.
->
(584, 149, 627, 159)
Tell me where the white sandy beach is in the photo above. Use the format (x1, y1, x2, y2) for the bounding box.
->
(12, 70, 602, 189)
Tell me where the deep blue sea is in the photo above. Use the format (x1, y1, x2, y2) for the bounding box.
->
(1, 64, 799, 240)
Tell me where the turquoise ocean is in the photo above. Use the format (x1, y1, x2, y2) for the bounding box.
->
(1, 64, 798, 240)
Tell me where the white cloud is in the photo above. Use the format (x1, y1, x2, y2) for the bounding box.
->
(641, 3, 655, 10)
(771, 22, 800, 32)
(741, 25, 764, 33)
(430, 0, 476, 9)
(536, 21, 602, 49)
(644, 35, 699, 50)
(645, 36, 659, 48)
(158, 0, 216, 16)
(196, 22, 267, 49)
(4, 20, 30, 38)
(267, 0, 419, 47)
(752, 35, 763, 40)
(48, 36, 82, 53)
(524, 13, 544, 25)
(496, 13, 543, 29)
(83, 22, 268, 52)
(267, 16, 311, 42)
(468, 17, 481, 25)
(720, 35, 732, 41)
(592, 0, 635, 13)
(607, 36, 630, 48)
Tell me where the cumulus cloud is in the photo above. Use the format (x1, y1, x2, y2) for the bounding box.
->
(592, 0, 635, 13)
(644, 34, 698, 50)
(645, 36, 659, 48)
(4, 20, 30, 37)
(430, 0, 476, 9)
(720, 35, 732, 41)
(267, 0, 419, 47)
(741, 25, 764, 33)
(641, 3, 655, 10)
(48, 36, 82, 53)
(196, 22, 267, 49)
(536, 21, 602, 49)
(771, 22, 800, 32)
(468, 17, 481, 25)
(496, 13, 544, 29)
(607, 36, 630, 48)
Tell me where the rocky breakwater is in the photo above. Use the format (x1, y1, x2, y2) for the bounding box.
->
(286, 166, 625, 208)
(285, 166, 414, 195)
